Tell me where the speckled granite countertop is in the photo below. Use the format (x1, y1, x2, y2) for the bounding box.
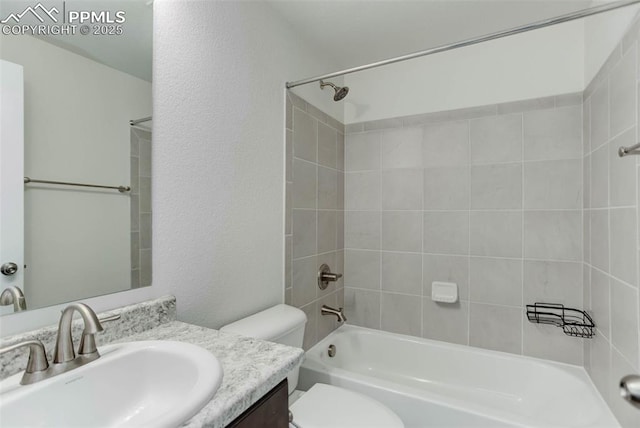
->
(113, 321, 303, 428)
(0, 296, 304, 428)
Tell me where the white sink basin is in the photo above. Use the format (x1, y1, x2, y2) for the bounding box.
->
(0, 340, 223, 428)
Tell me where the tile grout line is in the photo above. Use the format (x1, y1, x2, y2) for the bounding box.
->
(314, 114, 319, 340)
(521, 111, 525, 356)
(289, 99, 295, 307)
(342, 208, 591, 213)
(635, 39, 640, 372)
(581, 93, 587, 368)
(378, 130, 383, 331)
(467, 118, 472, 347)
(585, 123, 636, 159)
(340, 249, 586, 264)
(346, 157, 586, 173)
(421, 128, 426, 339)
(606, 72, 613, 383)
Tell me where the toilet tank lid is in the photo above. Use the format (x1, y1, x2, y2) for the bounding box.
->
(220, 304, 307, 340)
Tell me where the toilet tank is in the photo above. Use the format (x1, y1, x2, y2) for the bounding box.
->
(220, 304, 307, 393)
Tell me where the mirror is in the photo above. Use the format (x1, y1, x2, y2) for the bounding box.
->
(0, 0, 153, 315)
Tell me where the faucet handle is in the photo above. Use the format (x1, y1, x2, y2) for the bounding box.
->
(318, 264, 343, 290)
(78, 313, 121, 356)
(0, 340, 49, 385)
(99, 314, 121, 323)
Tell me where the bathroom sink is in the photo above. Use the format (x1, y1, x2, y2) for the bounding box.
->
(0, 340, 223, 428)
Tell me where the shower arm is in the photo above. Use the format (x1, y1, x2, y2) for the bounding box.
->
(286, 0, 640, 89)
(320, 81, 337, 90)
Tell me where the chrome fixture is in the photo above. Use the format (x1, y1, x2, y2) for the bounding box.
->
(130, 116, 152, 132)
(0, 262, 18, 276)
(289, 410, 302, 428)
(0, 286, 27, 312)
(0, 340, 49, 385)
(130, 116, 152, 126)
(620, 374, 640, 409)
(0, 303, 120, 385)
(24, 177, 130, 193)
(317, 264, 343, 290)
(321, 305, 347, 323)
(286, 0, 640, 89)
(618, 141, 640, 157)
(319, 80, 349, 101)
(54, 303, 107, 365)
(327, 344, 336, 358)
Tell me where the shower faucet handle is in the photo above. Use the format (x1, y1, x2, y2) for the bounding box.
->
(317, 264, 342, 290)
(322, 272, 342, 282)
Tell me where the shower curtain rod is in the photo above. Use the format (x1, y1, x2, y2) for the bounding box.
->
(130, 116, 152, 126)
(286, 0, 640, 89)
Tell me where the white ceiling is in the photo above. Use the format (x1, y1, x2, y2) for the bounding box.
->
(0, 0, 153, 81)
(266, 0, 595, 70)
(2, 0, 605, 83)
(49, 0, 153, 81)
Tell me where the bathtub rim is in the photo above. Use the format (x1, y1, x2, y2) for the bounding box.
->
(300, 324, 618, 428)
(308, 323, 589, 370)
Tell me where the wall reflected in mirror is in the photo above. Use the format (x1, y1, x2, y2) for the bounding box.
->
(0, 0, 153, 315)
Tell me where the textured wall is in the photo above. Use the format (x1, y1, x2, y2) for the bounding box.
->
(343, 93, 586, 365)
(285, 92, 345, 350)
(152, 0, 343, 328)
(583, 15, 640, 428)
(0, 0, 344, 336)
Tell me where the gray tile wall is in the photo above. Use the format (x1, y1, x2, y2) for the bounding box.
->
(583, 15, 640, 428)
(283, 15, 640, 426)
(285, 92, 345, 350)
(130, 128, 152, 288)
(344, 93, 586, 365)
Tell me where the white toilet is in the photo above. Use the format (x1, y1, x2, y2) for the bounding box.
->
(220, 304, 404, 428)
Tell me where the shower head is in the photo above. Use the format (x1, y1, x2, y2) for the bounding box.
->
(320, 80, 349, 101)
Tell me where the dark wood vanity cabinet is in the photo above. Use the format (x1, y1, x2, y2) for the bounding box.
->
(227, 379, 289, 428)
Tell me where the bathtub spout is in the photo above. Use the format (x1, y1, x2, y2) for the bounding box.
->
(321, 305, 347, 323)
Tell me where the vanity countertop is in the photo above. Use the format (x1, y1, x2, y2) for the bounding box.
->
(112, 320, 304, 428)
(0, 296, 300, 427)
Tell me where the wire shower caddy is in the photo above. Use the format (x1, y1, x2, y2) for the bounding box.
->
(526, 303, 595, 338)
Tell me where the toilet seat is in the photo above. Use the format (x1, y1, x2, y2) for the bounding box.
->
(289, 383, 404, 428)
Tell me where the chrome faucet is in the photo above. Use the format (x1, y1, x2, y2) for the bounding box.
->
(0, 286, 27, 312)
(321, 305, 347, 323)
(54, 303, 105, 365)
(0, 302, 119, 385)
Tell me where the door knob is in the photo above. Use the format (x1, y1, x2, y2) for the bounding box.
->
(1, 262, 18, 276)
(620, 374, 640, 409)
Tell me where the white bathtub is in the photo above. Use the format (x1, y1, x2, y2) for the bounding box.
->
(298, 325, 619, 428)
